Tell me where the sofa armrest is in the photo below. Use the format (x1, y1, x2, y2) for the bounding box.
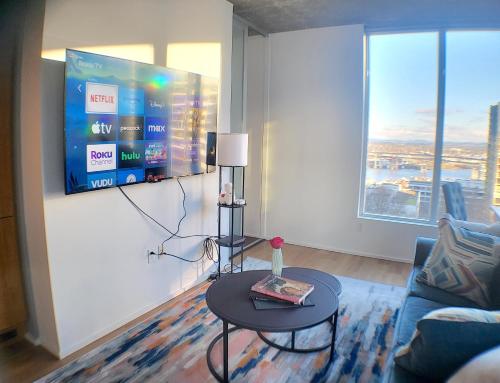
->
(414, 237, 436, 267)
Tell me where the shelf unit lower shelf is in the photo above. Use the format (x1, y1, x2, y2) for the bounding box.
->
(215, 235, 246, 249)
(217, 203, 246, 208)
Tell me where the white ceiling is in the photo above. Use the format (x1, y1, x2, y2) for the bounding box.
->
(228, 0, 500, 35)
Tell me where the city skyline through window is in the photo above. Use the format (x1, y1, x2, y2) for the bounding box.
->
(362, 30, 500, 223)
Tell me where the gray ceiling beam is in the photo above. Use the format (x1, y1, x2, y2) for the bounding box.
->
(233, 14, 269, 37)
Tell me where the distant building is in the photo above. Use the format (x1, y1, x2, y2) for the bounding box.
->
(407, 180, 432, 218)
(488, 104, 500, 205)
(407, 179, 486, 220)
(471, 164, 487, 182)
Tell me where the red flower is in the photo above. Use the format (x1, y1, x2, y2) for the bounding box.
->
(270, 236, 284, 249)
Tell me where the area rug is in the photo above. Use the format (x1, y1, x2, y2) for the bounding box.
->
(36, 258, 406, 383)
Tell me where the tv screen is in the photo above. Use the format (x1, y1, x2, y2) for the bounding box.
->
(64, 49, 218, 194)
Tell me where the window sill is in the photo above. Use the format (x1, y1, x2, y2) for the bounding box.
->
(358, 214, 438, 228)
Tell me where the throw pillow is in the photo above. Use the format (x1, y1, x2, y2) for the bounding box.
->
(395, 307, 500, 381)
(447, 345, 500, 383)
(417, 215, 500, 307)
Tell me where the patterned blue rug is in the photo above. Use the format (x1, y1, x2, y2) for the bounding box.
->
(36, 258, 405, 382)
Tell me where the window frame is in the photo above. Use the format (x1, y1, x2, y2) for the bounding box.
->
(359, 28, 500, 225)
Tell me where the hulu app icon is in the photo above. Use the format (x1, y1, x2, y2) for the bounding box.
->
(118, 142, 144, 169)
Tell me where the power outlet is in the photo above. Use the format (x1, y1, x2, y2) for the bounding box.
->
(147, 249, 157, 263)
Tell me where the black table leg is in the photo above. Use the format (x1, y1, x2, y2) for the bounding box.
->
(330, 311, 338, 362)
(223, 320, 229, 382)
(291, 331, 296, 350)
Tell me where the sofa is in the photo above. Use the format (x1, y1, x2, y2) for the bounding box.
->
(384, 237, 489, 383)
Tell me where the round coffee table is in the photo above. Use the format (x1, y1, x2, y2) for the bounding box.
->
(206, 267, 341, 382)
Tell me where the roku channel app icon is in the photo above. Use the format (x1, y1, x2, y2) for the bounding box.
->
(86, 144, 116, 172)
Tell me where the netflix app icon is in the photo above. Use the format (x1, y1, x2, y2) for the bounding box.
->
(85, 82, 118, 114)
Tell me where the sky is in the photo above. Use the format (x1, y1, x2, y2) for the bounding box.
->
(368, 31, 500, 144)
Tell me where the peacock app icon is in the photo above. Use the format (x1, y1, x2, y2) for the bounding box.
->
(119, 116, 144, 141)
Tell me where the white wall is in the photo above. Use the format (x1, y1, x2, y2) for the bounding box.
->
(247, 25, 436, 263)
(23, 0, 233, 358)
(15, 0, 60, 354)
(244, 36, 268, 237)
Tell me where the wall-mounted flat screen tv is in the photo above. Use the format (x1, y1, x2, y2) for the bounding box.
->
(64, 49, 218, 194)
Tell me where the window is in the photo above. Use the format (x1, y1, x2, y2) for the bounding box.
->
(361, 30, 500, 224)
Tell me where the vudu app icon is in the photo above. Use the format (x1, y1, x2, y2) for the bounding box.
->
(87, 115, 118, 141)
(118, 142, 144, 169)
(145, 117, 167, 140)
(87, 171, 116, 189)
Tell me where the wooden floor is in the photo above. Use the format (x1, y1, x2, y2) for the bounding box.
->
(247, 241, 412, 287)
(0, 242, 411, 383)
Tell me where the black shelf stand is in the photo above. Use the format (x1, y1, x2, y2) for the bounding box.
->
(217, 165, 245, 277)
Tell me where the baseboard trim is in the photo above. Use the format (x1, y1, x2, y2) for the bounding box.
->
(265, 238, 413, 264)
(243, 232, 262, 238)
(57, 266, 216, 359)
(24, 331, 41, 346)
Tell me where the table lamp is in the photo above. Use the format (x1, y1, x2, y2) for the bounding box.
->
(217, 133, 248, 167)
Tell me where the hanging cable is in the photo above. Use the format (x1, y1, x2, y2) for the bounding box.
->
(118, 178, 219, 264)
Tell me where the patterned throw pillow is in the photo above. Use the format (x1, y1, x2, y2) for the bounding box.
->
(395, 307, 500, 381)
(417, 215, 500, 307)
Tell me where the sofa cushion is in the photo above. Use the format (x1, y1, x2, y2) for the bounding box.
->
(408, 267, 480, 308)
(417, 215, 500, 307)
(393, 296, 447, 347)
(394, 307, 500, 382)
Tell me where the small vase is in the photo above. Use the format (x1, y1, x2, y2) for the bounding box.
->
(272, 248, 283, 277)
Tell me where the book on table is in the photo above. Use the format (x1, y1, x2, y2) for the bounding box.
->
(249, 291, 314, 310)
(250, 274, 314, 305)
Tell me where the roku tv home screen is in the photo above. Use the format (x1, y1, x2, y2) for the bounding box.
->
(64, 49, 218, 194)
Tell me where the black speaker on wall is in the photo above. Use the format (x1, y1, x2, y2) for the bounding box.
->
(206, 132, 217, 167)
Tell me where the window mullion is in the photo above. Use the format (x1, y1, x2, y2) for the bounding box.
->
(430, 30, 446, 222)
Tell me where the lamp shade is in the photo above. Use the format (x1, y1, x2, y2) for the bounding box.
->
(217, 133, 248, 166)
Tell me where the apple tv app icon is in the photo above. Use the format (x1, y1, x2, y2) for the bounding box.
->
(87, 115, 118, 141)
